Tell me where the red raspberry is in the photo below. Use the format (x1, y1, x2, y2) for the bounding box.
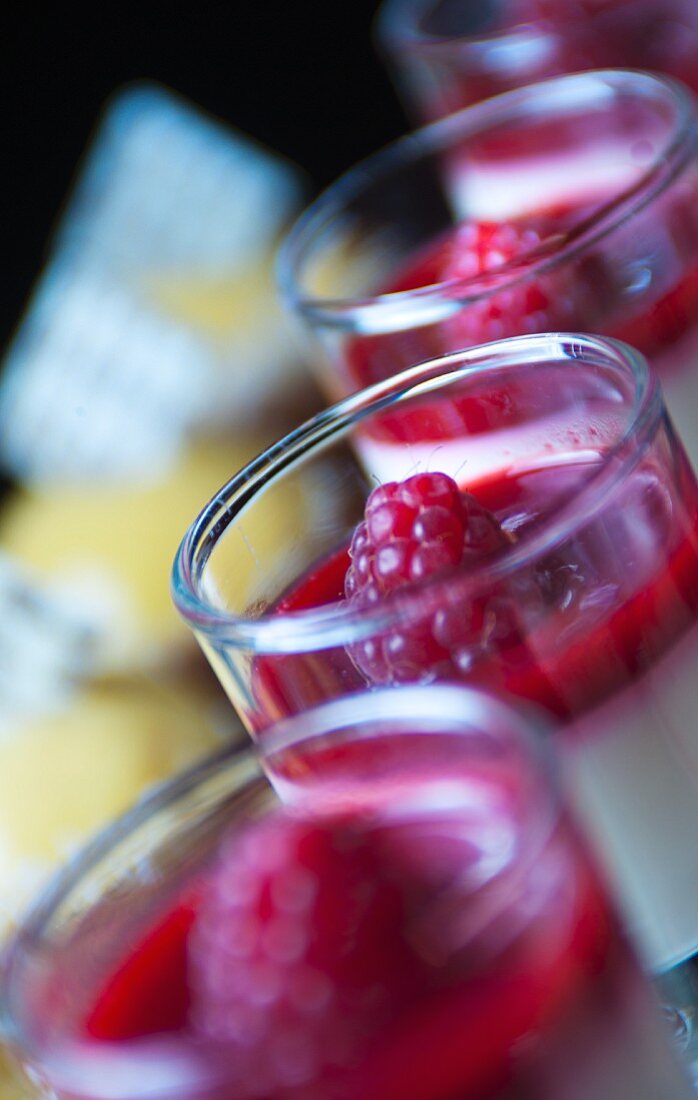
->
(442, 220, 550, 282)
(439, 219, 568, 349)
(344, 472, 526, 685)
(187, 786, 595, 1098)
(188, 812, 422, 1097)
(347, 213, 585, 390)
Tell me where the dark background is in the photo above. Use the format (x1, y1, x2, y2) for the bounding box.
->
(2, 4, 407, 349)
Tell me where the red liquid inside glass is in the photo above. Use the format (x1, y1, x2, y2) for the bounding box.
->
(346, 204, 698, 400)
(35, 762, 689, 1100)
(402, 0, 698, 119)
(256, 457, 698, 729)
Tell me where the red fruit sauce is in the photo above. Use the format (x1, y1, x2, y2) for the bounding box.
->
(69, 792, 630, 1100)
(345, 206, 698, 400)
(254, 458, 698, 728)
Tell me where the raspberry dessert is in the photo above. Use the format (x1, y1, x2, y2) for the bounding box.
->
(3, 692, 693, 1099)
(377, 0, 698, 122)
(172, 332, 698, 980)
(278, 71, 698, 470)
(347, 194, 698, 477)
(264, 455, 698, 973)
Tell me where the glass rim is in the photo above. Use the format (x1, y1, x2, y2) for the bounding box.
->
(172, 332, 661, 652)
(0, 684, 558, 1055)
(0, 738, 259, 1040)
(262, 680, 551, 765)
(262, 686, 560, 860)
(276, 69, 697, 332)
(375, 0, 573, 58)
(0, 738, 264, 1056)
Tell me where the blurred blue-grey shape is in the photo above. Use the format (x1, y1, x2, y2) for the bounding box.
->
(0, 84, 306, 485)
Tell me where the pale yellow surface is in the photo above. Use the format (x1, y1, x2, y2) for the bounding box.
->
(0, 676, 231, 937)
(0, 674, 232, 1096)
(0, 1051, 35, 1099)
(144, 257, 313, 428)
(147, 255, 278, 341)
(0, 435, 303, 671)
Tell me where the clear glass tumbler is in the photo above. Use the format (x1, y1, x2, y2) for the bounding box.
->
(374, 0, 698, 123)
(1, 686, 693, 1099)
(277, 70, 698, 467)
(173, 331, 698, 991)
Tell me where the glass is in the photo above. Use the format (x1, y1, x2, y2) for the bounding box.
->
(375, 0, 698, 123)
(1, 686, 693, 1099)
(277, 70, 698, 468)
(173, 331, 698, 992)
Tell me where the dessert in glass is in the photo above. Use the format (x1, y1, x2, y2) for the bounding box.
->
(174, 332, 698, 1002)
(375, 0, 698, 123)
(277, 70, 698, 469)
(1, 686, 693, 1099)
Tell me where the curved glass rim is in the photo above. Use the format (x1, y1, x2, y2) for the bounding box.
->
(0, 737, 255, 1055)
(263, 680, 548, 760)
(276, 70, 696, 332)
(172, 332, 661, 653)
(375, 0, 568, 58)
(0, 739, 261, 1042)
(0, 684, 557, 1056)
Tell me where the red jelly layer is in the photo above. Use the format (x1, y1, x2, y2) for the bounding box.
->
(255, 460, 698, 726)
(85, 899, 197, 1041)
(74, 810, 617, 1100)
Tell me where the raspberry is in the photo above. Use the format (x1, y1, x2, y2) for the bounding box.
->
(443, 221, 550, 283)
(347, 213, 584, 390)
(188, 782, 597, 1098)
(440, 219, 567, 349)
(188, 812, 422, 1097)
(344, 472, 527, 685)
